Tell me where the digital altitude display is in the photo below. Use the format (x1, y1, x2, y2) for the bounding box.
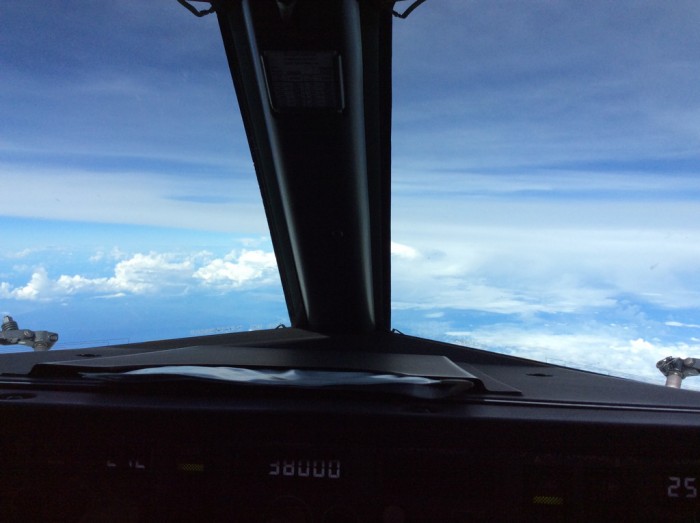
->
(268, 459, 341, 479)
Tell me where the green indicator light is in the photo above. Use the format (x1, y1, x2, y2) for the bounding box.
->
(177, 462, 205, 473)
(532, 495, 564, 506)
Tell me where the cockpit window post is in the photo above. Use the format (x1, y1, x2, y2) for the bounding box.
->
(215, 0, 394, 334)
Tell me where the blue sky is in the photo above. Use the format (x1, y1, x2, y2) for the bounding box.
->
(2, 1, 700, 388)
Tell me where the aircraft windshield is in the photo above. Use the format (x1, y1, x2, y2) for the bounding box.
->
(1, 1, 699, 389)
(390, 1, 700, 388)
(0, 3, 288, 345)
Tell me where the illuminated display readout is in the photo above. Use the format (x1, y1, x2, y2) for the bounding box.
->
(268, 459, 341, 479)
(667, 476, 698, 499)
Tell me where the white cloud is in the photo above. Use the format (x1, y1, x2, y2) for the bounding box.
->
(0, 165, 268, 234)
(666, 321, 700, 329)
(390, 241, 420, 260)
(5, 267, 54, 300)
(445, 325, 700, 389)
(391, 240, 620, 317)
(391, 207, 700, 316)
(88, 248, 127, 263)
(110, 252, 195, 293)
(194, 249, 278, 289)
(2, 248, 37, 260)
(1, 254, 189, 300)
(391, 205, 700, 387)
(0, 249, 280, 301)
(394, 170, 700, 199)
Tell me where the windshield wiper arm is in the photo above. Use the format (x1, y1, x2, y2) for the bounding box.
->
(1, 315, 59, 351)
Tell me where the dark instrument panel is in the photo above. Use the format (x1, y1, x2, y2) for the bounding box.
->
(1, 382, 699, 522)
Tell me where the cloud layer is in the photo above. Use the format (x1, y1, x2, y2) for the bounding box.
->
(0, 249, 281, 302)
